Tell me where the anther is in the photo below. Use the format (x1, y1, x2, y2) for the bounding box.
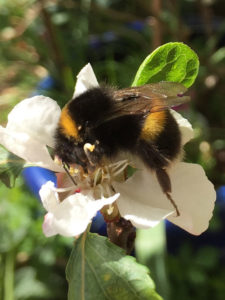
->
(62, 162, 77, 186)
(83, 143, 96, 166)
(84, 143, 95, 153)
(54, 156, 62, 166)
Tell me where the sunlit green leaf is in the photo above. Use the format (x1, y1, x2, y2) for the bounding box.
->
(132, 42, 199, 88)
(0, 146, 25, 188)
(66, 232, 163, 300)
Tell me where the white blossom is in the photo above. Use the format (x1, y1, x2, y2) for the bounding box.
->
(0, 96, 62, 172)
(40, 181, 119, 237)
(0, 63, 216, 237)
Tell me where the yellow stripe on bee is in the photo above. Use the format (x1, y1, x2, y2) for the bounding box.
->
(59, 106, 79, 139)
(141, 111, 166, 141)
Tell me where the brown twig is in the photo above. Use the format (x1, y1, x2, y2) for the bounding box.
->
(197, 0, 214, 39)
(150, 0, 163, 49)
(39, 0, 65, 79)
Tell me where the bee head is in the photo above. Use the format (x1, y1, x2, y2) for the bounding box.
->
(54, 128, 88, 167)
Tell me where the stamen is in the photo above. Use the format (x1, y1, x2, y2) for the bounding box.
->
(105, 184, 112, 197)
(58, 158, 134, 205)
(69, 166, 79, 176)
(83, 143, 95, 166)
(62, 162, 77, 186)
(112, 161, 129, 178)
(110, 160, 128, 171)
(107, 204, 114, 215)
(102, 167, 111, 182)
(84, 143, 95, 152)
(93, 168, 101, 186)
(52, 186, 75, 193)
(54, 156, 62, 165)
(97, 184, 105, 198)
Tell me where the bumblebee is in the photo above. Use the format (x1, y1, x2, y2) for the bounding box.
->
(55, 82, 190, 216)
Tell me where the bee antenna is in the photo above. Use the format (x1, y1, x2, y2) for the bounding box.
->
(62, 162, 77, 186)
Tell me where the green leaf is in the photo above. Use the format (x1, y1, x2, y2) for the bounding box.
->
(132, 42, 199, 88)
(127, 165, 138, 178)
(0, 146, 25, 188)
(66, 232, 163, 300)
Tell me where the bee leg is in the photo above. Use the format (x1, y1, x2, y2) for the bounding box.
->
(62, 161, 77, 186)
(155, 168, 180, 217)
(137, 140, 180, 216)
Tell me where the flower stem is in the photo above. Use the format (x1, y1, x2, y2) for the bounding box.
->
(107, 217, 136, 254)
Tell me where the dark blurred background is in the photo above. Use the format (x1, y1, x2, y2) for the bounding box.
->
(0, 0, 225, 299)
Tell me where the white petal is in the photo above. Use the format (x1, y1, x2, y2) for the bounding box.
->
(42, 213, 58, 237)
(170, 109, 194, 145)
(0, 126, 62, 172)
(39, 181, 60, 212)
(6, 95, 61, 148)
(120, 208, 174, 229)
(114, 167, 174, 228)
(40, 183, 120, 237)
(166, 162, 216, 235)
(115, 162, 215, 235)
(73, 63, 99, 98)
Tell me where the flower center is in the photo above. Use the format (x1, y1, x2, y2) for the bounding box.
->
(54, 158, 137, 221)
(72, 159, 131, 197)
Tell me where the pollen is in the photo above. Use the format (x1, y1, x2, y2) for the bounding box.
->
(107, 204, 114, 215)
(84, 143, 95, 152)
(69, 166, 79, 176)
(54, 156, 62, 165)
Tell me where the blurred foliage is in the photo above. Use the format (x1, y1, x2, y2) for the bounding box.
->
(165, 243, 225, 300)
(1, 0, 225, 299)
(0, 146, 25, 188)
(0, 178, 72, 299)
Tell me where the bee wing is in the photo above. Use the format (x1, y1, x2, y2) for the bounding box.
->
(93, 82, 190, 127)
(112, 82, 190, 115)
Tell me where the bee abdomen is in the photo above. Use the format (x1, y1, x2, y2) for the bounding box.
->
(140, 111, 167, 141)
(155, 111, 181, 160)
(138, 110, 181, 169)
(59, 106, 80, 140)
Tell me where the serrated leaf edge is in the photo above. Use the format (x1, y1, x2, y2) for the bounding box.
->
(87, 233, 157, 300)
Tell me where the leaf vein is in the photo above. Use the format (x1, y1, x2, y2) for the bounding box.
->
(85, 256, 113, 300)
(87, 241, 145, 299)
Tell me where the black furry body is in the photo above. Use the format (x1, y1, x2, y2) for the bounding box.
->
(55, 86, 183, 215)
(55, 87, 181, 170)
